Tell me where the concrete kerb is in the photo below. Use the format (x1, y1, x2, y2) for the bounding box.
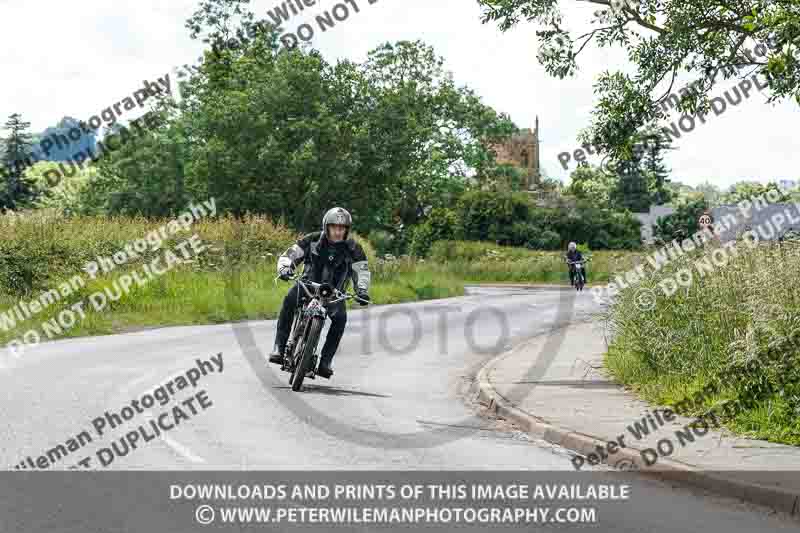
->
(472, 323, 800, 519)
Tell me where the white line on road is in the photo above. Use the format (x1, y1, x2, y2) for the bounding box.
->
(143, 412, 206, 464)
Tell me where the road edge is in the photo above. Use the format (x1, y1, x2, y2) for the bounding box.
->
(469, 324, 800, 520)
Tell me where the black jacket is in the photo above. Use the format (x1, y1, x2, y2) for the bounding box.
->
(278, 232, 371, 293)
(566, 250, 583, 263)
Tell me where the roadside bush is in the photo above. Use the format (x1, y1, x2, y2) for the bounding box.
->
(509, 222, 539, 248)
(555, 204, 641, 250)
(368, 229, 394, 256)
(409, 208, 460, 257)
(452, 190, 641, 250)
(589, 229, 611, 250)
(652, 198, 708, 245)
(457, 190, 531, 244)
(529, 229, 562, 250)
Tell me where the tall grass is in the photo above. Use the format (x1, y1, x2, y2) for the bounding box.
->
(0, 213, 462, 346)
(0, 214, 639, 350)
(606, 239, 800, 445)
(429, 241, 641, 284)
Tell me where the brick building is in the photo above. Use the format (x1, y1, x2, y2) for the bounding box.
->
(490, 117, 542, 190)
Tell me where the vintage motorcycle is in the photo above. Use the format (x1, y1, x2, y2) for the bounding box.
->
(567, 260, 587, 291)
(274, 275, 366, 391)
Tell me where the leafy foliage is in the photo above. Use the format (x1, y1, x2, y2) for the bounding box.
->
(24, 162, 98, 215)
(1, 113, 38, 209)
(567, 164, 616, 208)
(652, 197, 709, 244)
(721, 181, 791, 204)
(477, 0, 800, 158)
(456, 190, 641, 250)
(83, 28, 512, 238)
(409, 207, 461, 257)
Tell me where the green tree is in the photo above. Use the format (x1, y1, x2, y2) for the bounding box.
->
(24, 161, 99, 215)
(636, 127, 673, 205)
(612, 157, 651, 212)
(604, 126, 673, 210)
(567, 164, 615, 208)
(694, 181, 723, 206)
(477, 0, 800, 159)
(1, 113, 37, 209)
(722, 181, 791, 204)
(363, 40, 515, 231)
(89, 12, 513, 239)
(480, 163, 527, 191)
(652, 198, 709, 244)
(537, 168, 563, 193)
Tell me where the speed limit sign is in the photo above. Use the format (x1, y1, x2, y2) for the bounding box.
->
(698, 213, 713, 228)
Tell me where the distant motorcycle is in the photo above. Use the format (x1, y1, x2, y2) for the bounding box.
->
(274, 275, 366, 392)
(567, 260, 587, 291)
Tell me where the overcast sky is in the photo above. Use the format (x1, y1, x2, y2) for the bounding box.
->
(1, 0, 798, 189)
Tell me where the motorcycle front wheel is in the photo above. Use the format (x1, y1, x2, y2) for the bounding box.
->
(291, 317, 323, 392)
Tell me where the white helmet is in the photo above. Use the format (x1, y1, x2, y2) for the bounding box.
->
(568, 242, 577, 251)
(322, 207, 352, 240)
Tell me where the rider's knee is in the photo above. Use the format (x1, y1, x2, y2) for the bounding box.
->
(333, 310, 347, 325)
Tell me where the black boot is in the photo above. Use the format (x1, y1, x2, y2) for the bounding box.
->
(268, 343, 285, 365)
(317, 352, 334, 379)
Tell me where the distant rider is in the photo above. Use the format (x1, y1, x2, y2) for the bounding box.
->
(268, 207, 371, 379)
(565, 242, 586, 286)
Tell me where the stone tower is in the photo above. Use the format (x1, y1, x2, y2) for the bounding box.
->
(490, 116, 542, 189)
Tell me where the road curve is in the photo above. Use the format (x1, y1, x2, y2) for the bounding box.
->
(0, 287, 796, 531)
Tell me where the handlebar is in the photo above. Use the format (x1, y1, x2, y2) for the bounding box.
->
(273, 273, 369, 305)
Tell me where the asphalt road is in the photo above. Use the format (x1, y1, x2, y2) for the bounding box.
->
(1, 286, 797, 531)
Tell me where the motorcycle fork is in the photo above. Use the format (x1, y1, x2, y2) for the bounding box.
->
(283, 313, 307, 370)
(306, 301, 326, 369)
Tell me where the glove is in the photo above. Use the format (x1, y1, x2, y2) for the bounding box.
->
(356, 291, 370, 306)
(278, 267, 293, 281)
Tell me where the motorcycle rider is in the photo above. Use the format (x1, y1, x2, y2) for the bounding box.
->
(268, 207, 371, 379)
(565, 242, 586, 286)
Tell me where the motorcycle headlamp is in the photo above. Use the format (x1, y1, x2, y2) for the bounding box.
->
(319, 283, 334, 298)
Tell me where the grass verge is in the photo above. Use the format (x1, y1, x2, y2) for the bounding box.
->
(0, 260, 465, 346)
(605, 240, 800, 446)
(429, 240, 641, 284)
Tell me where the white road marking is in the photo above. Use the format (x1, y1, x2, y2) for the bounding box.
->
(143, 412, 206, 464)
(118, 369, 160, 397)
